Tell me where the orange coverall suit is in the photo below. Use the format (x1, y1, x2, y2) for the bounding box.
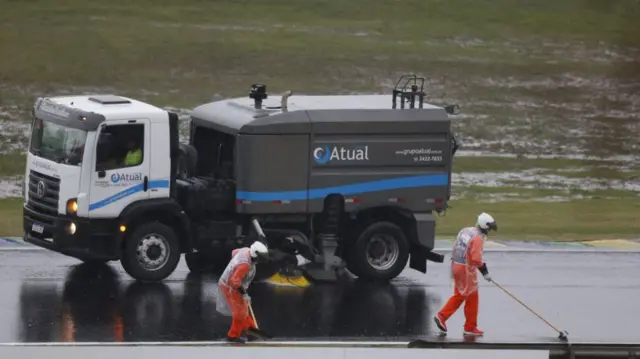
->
(218, 248, 258, 338)
(437, 227, 487, 332)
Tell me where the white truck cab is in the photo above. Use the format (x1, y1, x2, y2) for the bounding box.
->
(24, 95, 183, 281)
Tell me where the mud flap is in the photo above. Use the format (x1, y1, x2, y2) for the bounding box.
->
(409, 244, 427, 273)
(410, 244, 445, 273)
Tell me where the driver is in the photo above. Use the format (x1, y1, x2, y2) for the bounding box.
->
(123, 138, 142, 166)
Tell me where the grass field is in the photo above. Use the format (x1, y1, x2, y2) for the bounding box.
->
(0, 0, 638, 239)
(1, 0, 639, 157)
(2, 196, 639, 240)
(0, 198, 23, 237)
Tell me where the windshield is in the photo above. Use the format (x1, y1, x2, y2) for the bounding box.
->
(29, 118, 88, 166)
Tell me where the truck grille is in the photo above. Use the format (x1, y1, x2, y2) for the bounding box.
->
(27, 170, 60, 217)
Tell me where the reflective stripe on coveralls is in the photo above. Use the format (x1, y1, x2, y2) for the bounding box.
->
(217, 248, 258, 338)
(438, 227, 486, 331)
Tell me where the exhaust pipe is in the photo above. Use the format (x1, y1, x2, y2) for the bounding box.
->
(281, 90, 292, 112)
(251, 218, 266, 238)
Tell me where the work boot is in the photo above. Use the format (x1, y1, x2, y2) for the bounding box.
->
(463, 328, 484, 336)
(434, 313, 447, 333)
(226, 335, 247, 344)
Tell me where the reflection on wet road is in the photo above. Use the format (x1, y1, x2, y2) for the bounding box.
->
(1, 250, 639, 343)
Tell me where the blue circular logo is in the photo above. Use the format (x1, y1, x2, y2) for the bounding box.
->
(313, 146, 330, 164)
(111, 173, 121, 183)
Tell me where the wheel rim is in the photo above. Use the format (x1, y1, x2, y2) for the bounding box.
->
(136, 233, 170, 272)
(365, 234, 400, 271)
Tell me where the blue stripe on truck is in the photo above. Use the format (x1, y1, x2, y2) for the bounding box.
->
(236, 174, 449, 202)
(89, 180, 170, 211)
(88, 174, 449, 209)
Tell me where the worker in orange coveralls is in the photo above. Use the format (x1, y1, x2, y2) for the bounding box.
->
(217, 241, 270, 343)
(433, 212, 497, 337)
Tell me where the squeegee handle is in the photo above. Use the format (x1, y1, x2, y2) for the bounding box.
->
(249, 303, 259, 329)
(492, 280, 563, 334)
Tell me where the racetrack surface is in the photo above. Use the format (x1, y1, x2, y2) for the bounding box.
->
(0, 247, 638, 344)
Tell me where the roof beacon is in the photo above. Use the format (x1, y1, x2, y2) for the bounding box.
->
(249, 84, 268, 109)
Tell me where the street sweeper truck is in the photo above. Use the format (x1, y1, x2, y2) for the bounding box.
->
(22, 75, 460, 284)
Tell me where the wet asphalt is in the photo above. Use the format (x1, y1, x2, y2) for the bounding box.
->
(1, 248, 638, 344)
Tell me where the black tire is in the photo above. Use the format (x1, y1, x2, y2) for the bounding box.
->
(349, 221, 409, 281)
(121, 222, 181, 282)
(345, 243, 362, 277)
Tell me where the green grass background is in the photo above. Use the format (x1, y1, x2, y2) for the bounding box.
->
(0, 0, 638, 239)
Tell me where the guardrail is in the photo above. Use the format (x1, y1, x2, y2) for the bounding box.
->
(1, 341, 638, 359)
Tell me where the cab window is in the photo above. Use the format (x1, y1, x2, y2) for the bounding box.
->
(96, 124, 144, 171)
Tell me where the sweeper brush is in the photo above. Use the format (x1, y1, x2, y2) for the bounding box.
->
(265, 268, 311, 287)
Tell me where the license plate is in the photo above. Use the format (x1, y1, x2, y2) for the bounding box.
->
(31, 223, 44, 234)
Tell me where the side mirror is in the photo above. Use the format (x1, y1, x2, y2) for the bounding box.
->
(444, 104, 460, 115)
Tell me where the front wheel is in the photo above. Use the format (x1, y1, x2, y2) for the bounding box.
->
(121, 222, 181, 282)
(349, 221, 409, 281)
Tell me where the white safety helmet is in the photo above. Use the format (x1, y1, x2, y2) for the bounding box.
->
(250, 241, 269, 258)
(476, 212, 498, 232)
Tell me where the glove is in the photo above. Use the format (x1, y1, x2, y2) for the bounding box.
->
(237, 287, 250, 302)
(478, 263, 492, 282)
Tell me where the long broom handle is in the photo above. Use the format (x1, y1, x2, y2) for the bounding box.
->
(249, 302, 259, 329)
(492, 280, 562, 333)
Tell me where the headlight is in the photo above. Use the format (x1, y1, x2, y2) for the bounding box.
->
(68, 222, 76, 235)
(66, 199, 78, 215)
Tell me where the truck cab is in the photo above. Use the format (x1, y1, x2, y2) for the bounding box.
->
(24, 95, 183, 281)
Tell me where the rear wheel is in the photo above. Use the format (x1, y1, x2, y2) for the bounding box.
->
(121, 222, 181, 282)
(348, 221, 409, 281)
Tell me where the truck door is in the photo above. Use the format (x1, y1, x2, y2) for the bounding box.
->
(89, 119, 151, 218)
